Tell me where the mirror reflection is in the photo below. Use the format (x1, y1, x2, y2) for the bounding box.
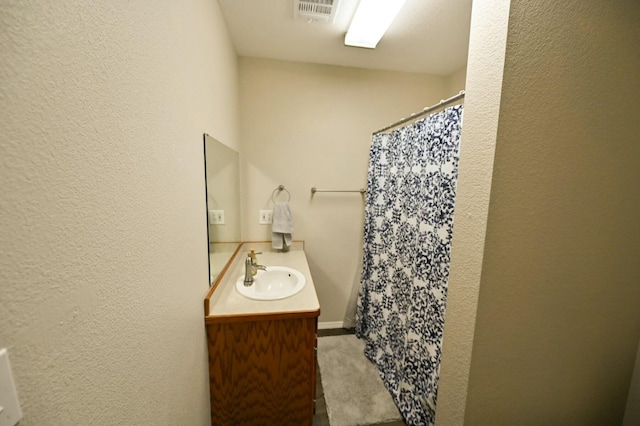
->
(204, 133, 241, 286)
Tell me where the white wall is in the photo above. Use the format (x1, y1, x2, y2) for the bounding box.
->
(238, 57, 455, 323)
(0, 1, 238, 424)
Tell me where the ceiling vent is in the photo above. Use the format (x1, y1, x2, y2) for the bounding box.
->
(294, 0, 340, 24)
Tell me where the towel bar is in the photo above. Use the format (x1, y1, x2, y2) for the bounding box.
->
(311, 187, 365, 194)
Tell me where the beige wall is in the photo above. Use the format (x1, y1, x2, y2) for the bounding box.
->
(446, 66, 467, 97)
(463, 0, 640, 424)
(0, 1, 238, 424)
(239, 57, 455, 322)
(437, 0, 511, 423)
(624, 340, 640, 425)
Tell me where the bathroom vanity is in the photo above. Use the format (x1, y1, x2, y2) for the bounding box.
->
(204, 241, 320, 425)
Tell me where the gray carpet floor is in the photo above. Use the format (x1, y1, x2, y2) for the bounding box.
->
(316, 333, 404, 426)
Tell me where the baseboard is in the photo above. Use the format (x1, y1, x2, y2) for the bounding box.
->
(318, 321, 345, 330)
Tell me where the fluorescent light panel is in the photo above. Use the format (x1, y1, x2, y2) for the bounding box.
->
(344, 0, 407, 49)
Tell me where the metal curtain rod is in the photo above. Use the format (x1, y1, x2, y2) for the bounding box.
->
(311, 187, 365, 194)
(374, 90, 465, 134)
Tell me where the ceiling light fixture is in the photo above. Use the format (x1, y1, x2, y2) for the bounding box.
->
(344, 0, 407, 49)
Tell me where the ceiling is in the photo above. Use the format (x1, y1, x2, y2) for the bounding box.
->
(217, 0, 473, 76)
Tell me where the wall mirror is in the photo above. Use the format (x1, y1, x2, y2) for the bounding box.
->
(204, 133, 241, 286)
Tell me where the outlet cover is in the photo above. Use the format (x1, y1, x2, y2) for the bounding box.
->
(259, 210, 273, 225)
(0, 349, 22, 426)
(209, 210, 225, 225)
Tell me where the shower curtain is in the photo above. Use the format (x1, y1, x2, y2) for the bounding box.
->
(355, 105, 463, 425)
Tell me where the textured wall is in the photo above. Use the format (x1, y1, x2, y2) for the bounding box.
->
(464, 0, 640, 424)
(436, 0, 511, 424)
(238, 57, 452, 323)
(624, 340, 640, 425)
(0, 0, 238, 424)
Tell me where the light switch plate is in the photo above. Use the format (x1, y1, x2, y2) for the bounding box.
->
(259, 210, 273, 225)
(209, 210, 225, 225)
(0, 348, 22, 426)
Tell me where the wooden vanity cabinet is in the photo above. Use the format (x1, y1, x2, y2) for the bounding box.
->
(206, 312, 319, 425)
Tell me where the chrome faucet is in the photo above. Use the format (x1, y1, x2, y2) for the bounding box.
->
(243, 254, 267, 286)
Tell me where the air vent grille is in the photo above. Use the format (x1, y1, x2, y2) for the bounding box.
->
(294, 0, 340, 23)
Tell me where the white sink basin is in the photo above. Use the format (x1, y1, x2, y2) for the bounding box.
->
(236, 266, 306, 300)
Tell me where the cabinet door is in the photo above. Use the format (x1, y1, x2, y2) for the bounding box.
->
(207, 316, 317, 425)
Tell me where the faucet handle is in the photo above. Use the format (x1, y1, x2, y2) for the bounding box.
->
(249, 248, 262, 265)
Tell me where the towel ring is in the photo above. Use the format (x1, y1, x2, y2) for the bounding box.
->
(271, 185, 291, 203)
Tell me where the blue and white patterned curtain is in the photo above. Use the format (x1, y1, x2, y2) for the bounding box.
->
(355, 105, 463, 425)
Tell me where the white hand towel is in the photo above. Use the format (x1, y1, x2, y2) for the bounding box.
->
(272, 201, 293, 249)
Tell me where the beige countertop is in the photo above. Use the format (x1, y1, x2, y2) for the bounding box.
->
(206, 241, 320, 318)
